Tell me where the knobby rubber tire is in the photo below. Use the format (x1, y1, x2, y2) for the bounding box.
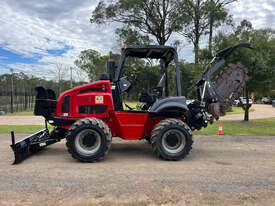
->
(66, 118, 112, 162)
(151, 118, 193, 160)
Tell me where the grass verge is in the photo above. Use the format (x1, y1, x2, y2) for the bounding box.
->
(0, 125, 54, 134)
(194, 117, 275, 136)
(227, 106, 254, 115)
(6, 110, 34, 116)
(0, 118, 274, 136)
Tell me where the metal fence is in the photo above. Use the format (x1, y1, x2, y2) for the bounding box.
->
(0, 95, 35, 114)
(0, 103, 34, 113)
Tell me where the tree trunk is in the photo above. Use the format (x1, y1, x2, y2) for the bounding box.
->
(158, 36, 166, 46)
(10, 76, 14, 113)
(194, 0, 200, 65)
(16, 95, 18, 112)
(208, 17, 213, 56)
(24, 89, 28, 110)
(194, 39, 199, 65)
(244, 85, 249, 121)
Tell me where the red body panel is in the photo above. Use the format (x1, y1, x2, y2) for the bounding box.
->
(110, 111, 148, 140)
(53, 80, 182, 140)
(55, 80, 114, 118)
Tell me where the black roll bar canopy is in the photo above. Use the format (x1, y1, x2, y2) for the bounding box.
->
(114, 45, 182, 96)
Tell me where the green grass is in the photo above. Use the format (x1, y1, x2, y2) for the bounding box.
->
(194, 117, 275, 136)
(94, 193, 105, 198)
(123, 101, 140, 110)
(1, 101, 270, 136)
(226, 107, 254, 115)
(0, 125, 54, 134)
(6, 110, 34, 116)
(1, 118, 274, 136)
(239, 194, 250, 201)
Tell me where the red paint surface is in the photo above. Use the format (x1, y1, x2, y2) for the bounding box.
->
(53, 80, 184, 140)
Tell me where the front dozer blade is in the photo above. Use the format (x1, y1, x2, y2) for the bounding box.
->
(10, 129, 59, 164)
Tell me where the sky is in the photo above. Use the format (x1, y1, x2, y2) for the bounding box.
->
(0, 0, 274, 81)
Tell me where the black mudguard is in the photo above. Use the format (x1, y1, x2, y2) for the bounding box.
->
(149, 96, 188, 117)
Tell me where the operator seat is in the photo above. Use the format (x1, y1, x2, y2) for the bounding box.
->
(139, 86, 163, 110)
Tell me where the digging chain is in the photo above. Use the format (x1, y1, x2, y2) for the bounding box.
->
(206, 63, 248, 118)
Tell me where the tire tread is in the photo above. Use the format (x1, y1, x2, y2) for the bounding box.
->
(66, 118, 112, 162)
(151, 118, 193, 161)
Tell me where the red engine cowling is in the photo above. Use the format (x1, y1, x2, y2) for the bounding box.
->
(55, 80, 114, 119)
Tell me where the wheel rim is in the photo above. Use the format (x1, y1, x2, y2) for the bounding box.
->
(75, 129, 101, 156)
(162, 129, 186, 154)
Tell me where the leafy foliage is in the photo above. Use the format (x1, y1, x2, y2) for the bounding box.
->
(178, 0, 236, 64)
(74, 47, 197, 101)
(0, 72, 85, 113)
(91, 0, 236, 66)
(74, 49, 120, 82)
(213, 20, 275, 95)
(91, 0, 183, 45)
(211, 20, 275, 120)
(206, 0, 236, 54)
(115, 26, 152, 46)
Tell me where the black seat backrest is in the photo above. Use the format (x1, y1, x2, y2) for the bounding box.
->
(46, 89, 57, 111)
(34, 87, 57, 118)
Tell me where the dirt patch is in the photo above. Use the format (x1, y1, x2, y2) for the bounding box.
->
(0, 115, 44, 125)
(1, 134, 275, 205)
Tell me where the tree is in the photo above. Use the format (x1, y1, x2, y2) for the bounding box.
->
(178, 0, 235, 64)
(74, 48, 167, 101)
(55, 63, 67, 96)
(90, 0, 184, 45)
(74, 49, 121, 82)
(115, 26, 152, 46)
(178, 61, 197, 98)
(213, 20, 275, 120)
(207, 0, 236, 54)
(178, 0, 210, 65)
(0, 72, 86, 113)
(74, 49, 105, 82)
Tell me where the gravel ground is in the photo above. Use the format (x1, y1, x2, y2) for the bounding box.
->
(1, 134, 275, 205)
(0, 104, 274, 125)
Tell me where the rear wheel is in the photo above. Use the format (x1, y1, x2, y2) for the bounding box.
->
(151, 118, 193, 160)
(66, 118, 112, 162)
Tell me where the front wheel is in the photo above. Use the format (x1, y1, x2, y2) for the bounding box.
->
(66, 118, 112, 162)
(151, 118, 193, 160)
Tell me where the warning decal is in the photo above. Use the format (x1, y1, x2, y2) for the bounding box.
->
(95, 96, 104, 104)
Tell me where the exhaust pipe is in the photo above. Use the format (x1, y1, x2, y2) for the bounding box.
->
(105, 51, 116, 81)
